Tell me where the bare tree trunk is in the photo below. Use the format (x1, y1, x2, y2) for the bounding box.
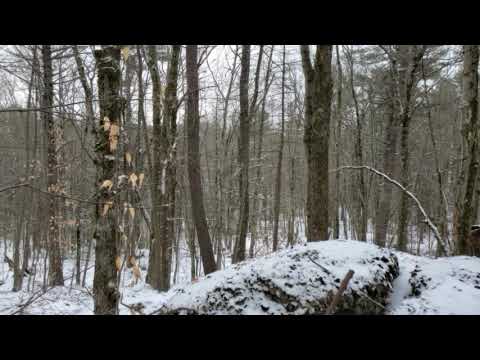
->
(185, 45, 217, 275)
(232, 45, 252, 263)
(145, 45, 180, 291)
(333, 45, 343, 239)
(374, 74, 399, 247)
(42, 45, 64, 286)
(345, 46, 367, 241)
(145, 45, 168, 290)
(422, 63, 449, 256)
(272, 46, 287, 252)
(93, 46, 121, 314)
(457, 45, 479, 255)
(163, 45, 181, 288)
(250, 46, 274, 257)
(300, 45, 333, 241)
(73, 45, 96, 288)
(396, 46, 425, 252)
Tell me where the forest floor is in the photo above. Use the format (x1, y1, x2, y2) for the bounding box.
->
(1, 240, 479, 315)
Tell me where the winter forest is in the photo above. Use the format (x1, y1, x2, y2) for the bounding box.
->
(0, 44, 479, 315)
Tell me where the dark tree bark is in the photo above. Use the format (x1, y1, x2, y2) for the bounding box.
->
(72, 45, 95, 286)
(145, 45, 164, 290)
(300, 45, 333, 242)
(186, 45, 217, 275)
(93, 46, 122, 315)
(250, 46, 274, 257)
(272, 46, 287, 252)
(457, 45, 479, 255)
(42, 45, 64, 286)
(374, 74, 399, 247)
(232, 45, 252, 263)
(396, 45, 425, 252)
(146, 45, 181, 291)
(164, 45, 181, 286)
(333, 45, 343, 240)
(345, 46, 367, 242)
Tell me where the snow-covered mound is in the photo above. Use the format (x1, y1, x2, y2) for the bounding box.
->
(387, 252, 480, 315)
(155, 240, 399, 315)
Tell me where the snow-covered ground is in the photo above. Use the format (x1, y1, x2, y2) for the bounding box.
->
(386, 252, 480, 315)
(1, 237, 479, 315)
(0, 253, 170, 315)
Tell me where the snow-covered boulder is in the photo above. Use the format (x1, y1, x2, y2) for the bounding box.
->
(156, 240, 399, 315)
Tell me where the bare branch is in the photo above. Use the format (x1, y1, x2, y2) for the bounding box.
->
(331, 165, 447, 256)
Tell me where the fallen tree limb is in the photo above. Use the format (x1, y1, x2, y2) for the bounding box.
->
(331, 165, 447, 256)
(326, 270, 355, 315)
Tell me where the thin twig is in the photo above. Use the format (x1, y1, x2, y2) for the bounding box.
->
(306, 254, 331, 275)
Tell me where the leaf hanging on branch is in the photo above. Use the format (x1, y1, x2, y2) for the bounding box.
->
(110, 123, 120, 137)
(100, 179, 113, 191)
(115, 256, 122, 272)
(138, 173, 145, 188)
(121, 47, 130, 62)
(128, 206, 135, 220)
(102, 201, 113, 217)
(125, 152, 132, 166)
(128, 173, 138, 189)
(109, 137, 118, 152)
(109, 123, 120, 152)
(103, 117, 111, 132)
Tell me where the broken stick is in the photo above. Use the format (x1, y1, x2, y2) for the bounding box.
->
(326, 270, 355, 315)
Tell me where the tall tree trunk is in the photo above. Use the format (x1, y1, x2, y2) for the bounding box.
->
(272, 46, 286, 252)
(232, 45, 252, 263)
(73, 44, 96, 287)
(42, 45, 64, 286)
(186, 45, 217, 274)
(145, 45, 168, 290)
(162, 45, 181, 288)
(93, 46, 121, 314)
(345, 46, 367, 241)
(457, 45, 479, 255)
(374, 76, 399, 247)
(250, 46, 274, 257)
(396, 46, 425, 251)
(300, 45, 333, 241)
(333, 45, 343, 239)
